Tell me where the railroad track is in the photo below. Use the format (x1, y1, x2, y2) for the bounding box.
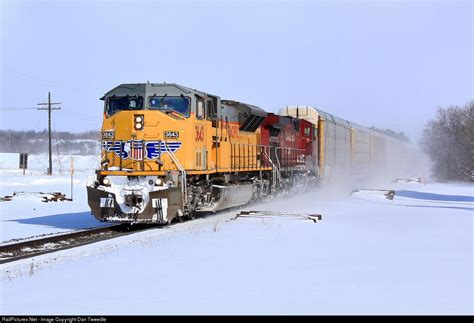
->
(1, 203, 323, 265)
(0, 224, 157, 264)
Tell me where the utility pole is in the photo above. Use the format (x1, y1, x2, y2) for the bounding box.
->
(37, 92, 61, 175)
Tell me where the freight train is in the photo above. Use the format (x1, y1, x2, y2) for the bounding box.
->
(87, 83, 412, 224)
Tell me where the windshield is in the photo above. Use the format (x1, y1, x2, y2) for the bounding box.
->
(149, 96, 190, 117)
(106, 96, 143, 117)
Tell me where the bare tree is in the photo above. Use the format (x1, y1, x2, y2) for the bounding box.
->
(420, 101, 474, 182)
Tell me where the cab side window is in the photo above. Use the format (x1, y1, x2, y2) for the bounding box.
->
(197, 99, 205, 119)
(304, 126, 310, 137)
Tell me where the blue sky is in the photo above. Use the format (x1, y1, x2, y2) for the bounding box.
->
(1, 0, 472, 142)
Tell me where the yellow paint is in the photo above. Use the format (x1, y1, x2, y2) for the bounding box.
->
(99, 110, 271, 177)
(318, 117, 325, 178)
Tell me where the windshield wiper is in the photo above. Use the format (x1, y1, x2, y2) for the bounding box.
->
(180, 94, 189, 104)
(159, 94, 168, 108)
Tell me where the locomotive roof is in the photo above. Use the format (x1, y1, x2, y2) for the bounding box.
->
(221, 100, 267, 118)
(100, 82, 218, 100)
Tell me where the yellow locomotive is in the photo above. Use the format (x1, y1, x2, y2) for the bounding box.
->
(87, 83, 304, 224)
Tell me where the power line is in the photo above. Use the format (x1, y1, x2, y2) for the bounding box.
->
(0, 108, 43, 110)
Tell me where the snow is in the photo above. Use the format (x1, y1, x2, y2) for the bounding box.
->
(0, 155, 107, 243)
(0, 156, 473, 314)
(0, 154, 20, 170)
(0, 153, 99, 174)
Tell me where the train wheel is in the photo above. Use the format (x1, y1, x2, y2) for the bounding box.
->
(187, 210, 196, 220)
(175, 209, 186, 223)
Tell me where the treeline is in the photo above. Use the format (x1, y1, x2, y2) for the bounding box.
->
(0, 130, 100, 155)
(368, 127, 411, 143)
(421, 101, 473, 182)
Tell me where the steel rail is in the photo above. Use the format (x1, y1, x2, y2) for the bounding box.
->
(0, 224, 157, 264)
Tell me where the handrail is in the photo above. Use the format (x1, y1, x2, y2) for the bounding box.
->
(275, 147, 282, 171)
(231, 143, 273, 171)
(263, 149, 280, 190)
(164, 141, 187, 205)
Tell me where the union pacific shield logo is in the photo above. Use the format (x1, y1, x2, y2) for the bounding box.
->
(102, 140, 182, 160)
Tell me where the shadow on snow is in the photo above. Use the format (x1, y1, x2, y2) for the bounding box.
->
(395, 190, 474, 203)
(7, 211, 108, 230)
(395, 204, 473, 212)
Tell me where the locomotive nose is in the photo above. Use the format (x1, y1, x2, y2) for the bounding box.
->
(107, 111, 137, 132)
(124, 193, 144, 209)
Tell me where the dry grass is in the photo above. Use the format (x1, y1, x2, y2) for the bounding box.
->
(212, 220, 220, 232)
(29, 259, 34, 277)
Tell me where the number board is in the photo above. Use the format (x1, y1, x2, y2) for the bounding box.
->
(164, 131, 180, 139)
(102, 130, 114, 139)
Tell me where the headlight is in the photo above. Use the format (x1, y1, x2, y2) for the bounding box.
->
(155, 178, 163, 186)
(134, 114, 144, 130)
(102, 177, 111, 186)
